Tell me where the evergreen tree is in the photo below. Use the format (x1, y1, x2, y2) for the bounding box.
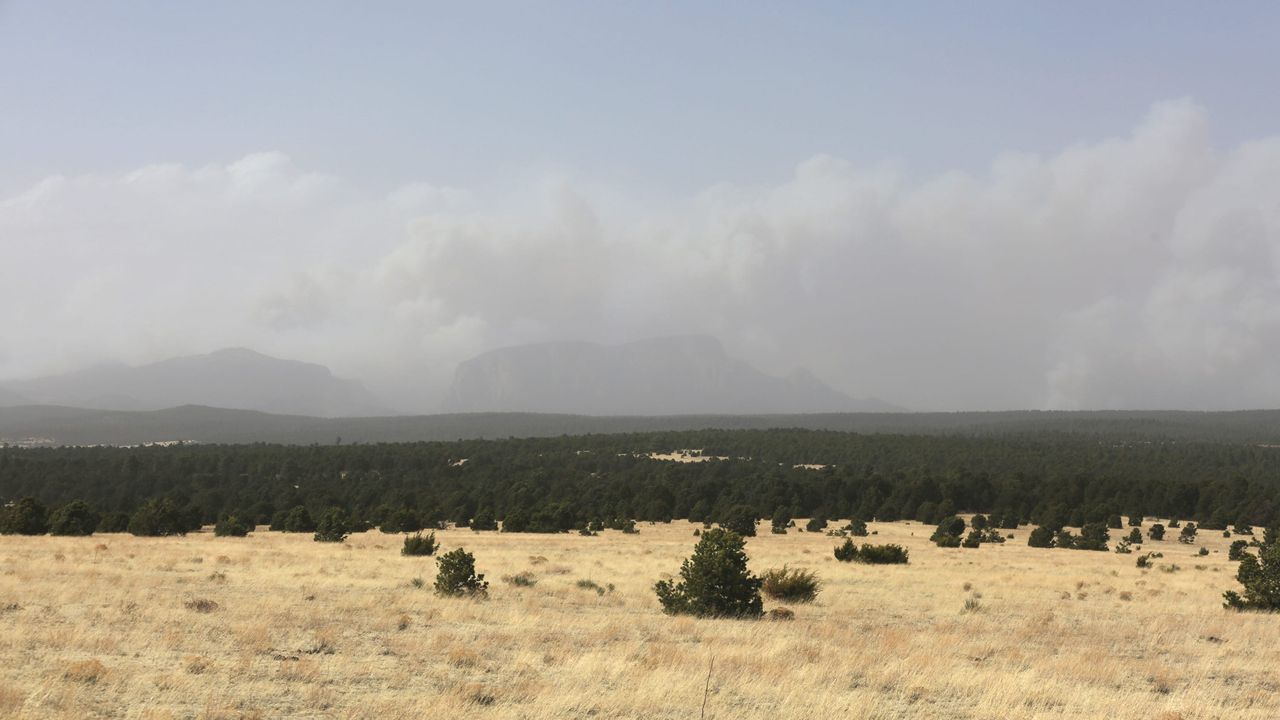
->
(654, 528, 763, 618)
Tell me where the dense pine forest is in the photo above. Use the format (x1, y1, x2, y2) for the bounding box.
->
(3, 427, 1280, 534)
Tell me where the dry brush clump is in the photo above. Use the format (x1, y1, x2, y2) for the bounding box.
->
(760, 566, 821, 603)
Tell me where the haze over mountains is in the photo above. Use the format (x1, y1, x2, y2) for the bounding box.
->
(0, 336, 894, 419)
(0, 348, 388, 418)
(446, 336, 898, 415)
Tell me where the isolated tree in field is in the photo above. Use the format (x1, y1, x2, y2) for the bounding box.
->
(1126, 528, 1142, 545)
(1148, 523, 1166, 541)
(805, 516, 828, 532)
(654, 528, 763, 618)
(49, 500, 100, 536)
(313, 508, 350, 543)
(435, 548, 488, 597)
(1223, 543, 1280, 611)
(719, 505, 757, 538)
(0, 497, 50, 535)
(846, 518, 869, 536)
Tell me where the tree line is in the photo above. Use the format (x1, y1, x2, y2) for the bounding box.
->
(3, 428, 1280, 535)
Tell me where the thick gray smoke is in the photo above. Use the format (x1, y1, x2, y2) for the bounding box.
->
(3, 99, 1279, 411)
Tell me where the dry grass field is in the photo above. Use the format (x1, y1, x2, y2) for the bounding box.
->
(1, 520, 1277, 719)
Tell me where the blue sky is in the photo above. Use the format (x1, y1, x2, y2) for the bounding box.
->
(4, 2, 1280, 411)
(4, 1, 1277, 195)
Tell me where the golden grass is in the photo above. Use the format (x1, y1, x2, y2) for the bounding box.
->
(1, 520, 1277, 719)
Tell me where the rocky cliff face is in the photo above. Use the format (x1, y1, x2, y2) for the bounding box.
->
(445, 335, 897, 415)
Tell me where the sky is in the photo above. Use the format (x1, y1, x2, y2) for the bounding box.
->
(3, 1, 1280, 411)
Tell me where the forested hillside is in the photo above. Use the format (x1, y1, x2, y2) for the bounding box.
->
(3, 428, 1278, 533)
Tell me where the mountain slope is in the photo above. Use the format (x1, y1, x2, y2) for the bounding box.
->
(0, 387, 29, 407)
(4, 348, 388, 417)
(445, 335, 898, 415)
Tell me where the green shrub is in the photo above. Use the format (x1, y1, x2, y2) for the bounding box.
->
(401, 531, 438, 556)
(971, 514, 989, 530)
(97, 512, 130, 533)
(1128, 513, 1144, 527)
(760, 566, 821, 603)
(607, 517, 638, 534)
(1198, 546, 1209, 557)
(834, 538, 858, 561)
(718, 505, 757, 538)
(931, 516, 966, 541)
(434, 548, 488, 597)
(1229, 540, 1249, 561)
(1127, 528, 1142, 545)
(0, 497, 50, 535)
(1027, 526, 1055, 548)
(961, 531, 982, 548)
(128, 498, 191, 537)
(1136, 548, 1167, 566)
(805, 517, 828, 532)
(1074, 522, 1110, 551)
(313, 508, 350, 543)
(501, 508, 529, 533)
(283, 506, 316, 533)
(1178, 523, 1198, 544)
(770, 507, 792, 534)
(379, 507, 421, 534)
(48, 500, 100, 536)
(935, 533, 962, 548)
(1148, 523, 1166, 541)
(654, 528, 763, 618)
(214, 514, 251, 537)
(470, 508, 498, 531)
(836, 542, 910, 564)
(1223, 543, 1280, 611)
(846, 518, 869, 536)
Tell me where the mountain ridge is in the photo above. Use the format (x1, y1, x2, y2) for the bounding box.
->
(0, 348, 389, 417)
(446, 335, 899, 415)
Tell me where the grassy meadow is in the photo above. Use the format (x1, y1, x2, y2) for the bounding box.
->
(0, 520, 1276, 719)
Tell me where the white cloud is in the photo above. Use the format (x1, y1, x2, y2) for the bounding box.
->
(4, 98, 1280, 411)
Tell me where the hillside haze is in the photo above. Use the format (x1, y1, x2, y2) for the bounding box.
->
(445, 335, 898, 415)
(0, 348, 388, 417)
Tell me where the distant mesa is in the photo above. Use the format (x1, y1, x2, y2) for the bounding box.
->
(0, 348, 389, 418)
(445, 335, 900, 415)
